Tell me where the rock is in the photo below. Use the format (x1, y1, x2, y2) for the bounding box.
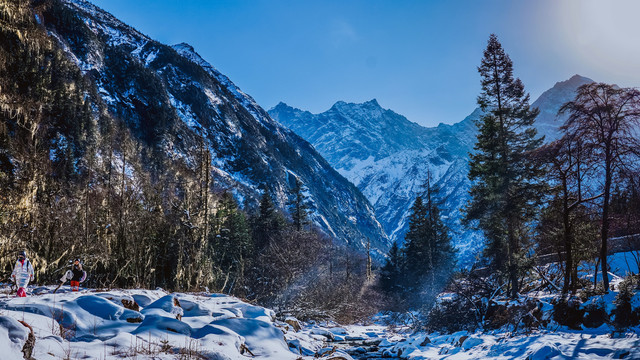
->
(121, 299, 140, 311)
(315, 346, 336, 357)
(330, 327, 349, 335)
(613, 349, 630, 359)
(456, 335, 469, 347)
(284, 317, 301, 332)
(420, 336, 431, 346)
(346, 346, 367, 354)
(461, 336, 483, 350)
(363, 338, 382, 346)
(311, 328, 335, 341)
(345, 335, 365, 341)
(378, 339, 393, 347)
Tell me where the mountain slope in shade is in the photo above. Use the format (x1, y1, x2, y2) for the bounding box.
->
(269, 76, 593, 266)
(41, 0, 388, 255)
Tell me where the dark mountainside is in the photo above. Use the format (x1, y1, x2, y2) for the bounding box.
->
(0, 0, 388, 267)
(269, 75, 593, 265)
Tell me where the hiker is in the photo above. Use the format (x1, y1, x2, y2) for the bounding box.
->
(11, 251, 34, 297)
(54, 258, 87, 293)
(171, 297, 184, 321)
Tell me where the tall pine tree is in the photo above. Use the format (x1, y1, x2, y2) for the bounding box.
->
(465, 34, 544, 298)
(404, 178, 456, 303)
(288, 178, 310, 231)
(252, 186, 285, 251)
(379, 241, 405, 305)
(381, 175, 456, 308)
(211, 192, 252, 294)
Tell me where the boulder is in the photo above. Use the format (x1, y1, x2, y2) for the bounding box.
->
(284, 317, 301, 332)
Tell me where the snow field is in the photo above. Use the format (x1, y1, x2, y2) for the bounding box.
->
(0, 287, 309, 359)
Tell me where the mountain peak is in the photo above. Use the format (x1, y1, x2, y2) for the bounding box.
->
(365, 98, 380, 107)
(273, 101, 291, 109)
(172, 42, 218, 73)
(569, 74, 592, 82)
(172, 42, 195, 53)
(270, 101, 303, 114)
(554, 74, 594, 89)
(330, 99, 382, 112)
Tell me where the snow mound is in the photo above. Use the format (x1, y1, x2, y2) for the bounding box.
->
(0, 287, 300, 359)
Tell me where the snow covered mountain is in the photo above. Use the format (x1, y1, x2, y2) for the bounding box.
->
(38, 0, 388, 254)
(531, 75, 594, 141)
(269, 75, 593, 266)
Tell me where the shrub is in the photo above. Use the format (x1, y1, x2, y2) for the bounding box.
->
(611, 275, 640, 330)
(552, 297, 584, 330)
(424, 294, 480, 333)
(582, 303, 607, 328)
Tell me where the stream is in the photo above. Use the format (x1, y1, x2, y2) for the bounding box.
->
(329, 336, 402, 359)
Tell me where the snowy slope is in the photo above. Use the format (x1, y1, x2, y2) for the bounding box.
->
(41, 0, 388, 254)
(270, 77, 593, 266)
(0, 287, 315, 359)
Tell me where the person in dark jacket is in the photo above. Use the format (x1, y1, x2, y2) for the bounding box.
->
(54, 258, 87, 293)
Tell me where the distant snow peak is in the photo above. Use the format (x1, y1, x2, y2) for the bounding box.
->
(270, 97, 480, 266)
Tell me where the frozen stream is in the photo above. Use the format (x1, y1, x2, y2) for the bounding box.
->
(291, 321, 640, 360)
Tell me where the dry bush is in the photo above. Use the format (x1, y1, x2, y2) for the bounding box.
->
(249, 227, 383, 323)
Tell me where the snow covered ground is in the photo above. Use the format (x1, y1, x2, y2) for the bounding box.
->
(1, 284, 639, 359)
(304, 322, 640, 359)
(0, 286, 322, 359)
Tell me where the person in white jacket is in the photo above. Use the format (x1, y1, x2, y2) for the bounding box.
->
(11, 251, 34, 297)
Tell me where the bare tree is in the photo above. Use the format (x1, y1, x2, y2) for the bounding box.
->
(560, 83, 640, 291)
(535, 133, 601, 293)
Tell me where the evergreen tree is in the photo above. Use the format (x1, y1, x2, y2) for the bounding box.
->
(212, 192, 252, 293)
(288, 178, 310, 231)
(423, 181, 457, 284)
(404, 179, 456, 302)
(404, 196, 428, 289)
(253, 186, 285, 250)
(379, 241, 404, 295)
(464, 34, 544, 298)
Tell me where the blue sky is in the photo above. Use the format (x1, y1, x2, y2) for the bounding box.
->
(91, 0, 640, 127)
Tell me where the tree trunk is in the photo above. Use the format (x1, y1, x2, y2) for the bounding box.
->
(508, 219, 518, 298)
(562, 178, 573, 294)
(601, 154, 612, 291)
